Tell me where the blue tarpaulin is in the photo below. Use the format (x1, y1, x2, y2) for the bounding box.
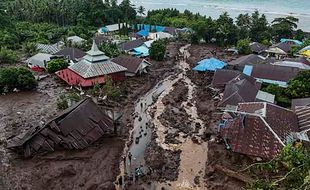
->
(193, 58, 226, 72)
(133, 46, 149, 57)
(280, 38, 303, 46)
(136, 24, 165, 32)
(137, 30, 149, 37)
(100, 27, 108, 33)
(243, 65, 253, 76)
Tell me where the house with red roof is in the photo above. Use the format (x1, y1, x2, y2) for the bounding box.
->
(219, 102, 299, 159)
(56, 41, 127, 87)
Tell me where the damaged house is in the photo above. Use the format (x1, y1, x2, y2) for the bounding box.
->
(219, 102, 299, 159)
(212, 69, 275, 108)
(8, 98, 115, 157)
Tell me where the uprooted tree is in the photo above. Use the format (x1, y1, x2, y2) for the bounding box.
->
(244, 143, 310, 190)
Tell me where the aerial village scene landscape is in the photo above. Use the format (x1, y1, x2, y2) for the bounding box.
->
(1, 0, 310, 189)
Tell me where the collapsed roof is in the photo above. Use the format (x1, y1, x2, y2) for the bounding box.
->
(8, 98, 115, 157)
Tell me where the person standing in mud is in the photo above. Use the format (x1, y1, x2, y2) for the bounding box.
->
(128, 152, 132, 163)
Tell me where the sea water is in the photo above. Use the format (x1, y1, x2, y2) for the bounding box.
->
(130, 0, 310, 31)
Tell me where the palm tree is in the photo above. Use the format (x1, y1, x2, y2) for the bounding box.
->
(137, 5, 145, 17)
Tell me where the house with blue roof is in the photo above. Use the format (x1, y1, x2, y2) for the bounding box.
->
(193, 58, 227, 72)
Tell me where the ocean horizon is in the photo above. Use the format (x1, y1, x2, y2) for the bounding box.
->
(128, 0, 310, 32)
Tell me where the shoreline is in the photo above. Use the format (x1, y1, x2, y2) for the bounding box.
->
(130, 0, 310, 32)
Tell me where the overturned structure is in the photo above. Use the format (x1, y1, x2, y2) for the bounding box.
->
(8, 98, 115, 157)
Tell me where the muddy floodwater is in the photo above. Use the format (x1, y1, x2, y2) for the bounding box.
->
(118, 44, 209, 189)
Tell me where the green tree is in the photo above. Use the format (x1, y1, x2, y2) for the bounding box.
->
(22, 42, 38, 57)
(0, 67, 37, 92)
(149, 40, 166, 61)
(103, 75, 122, 101)
(250, 11, 271, 43)
(98, 42, 121, 58)
(236, 13, 251, 39)
(47, 58, 69, 73)
(272, 16, 299, 40)
(236, 38, 251, 54)
(137, 5, 146, 17)
(0, 47, 17, 64)
(215, 12, 238, 46)
(286, 70, 310, 99)
(263, 84, 290, 107)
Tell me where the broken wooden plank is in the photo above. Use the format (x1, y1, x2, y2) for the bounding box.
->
(215, 164, 255, 184)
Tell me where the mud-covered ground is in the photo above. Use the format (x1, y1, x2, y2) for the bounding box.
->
(187, 44, 254, 190)
(1, 42, 253, 190)
(0, 42, 182, 190)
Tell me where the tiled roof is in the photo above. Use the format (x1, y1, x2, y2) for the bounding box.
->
(37, 43, 60, 54)
(221, 102, 299, 159)
(292, 98, 310, 131)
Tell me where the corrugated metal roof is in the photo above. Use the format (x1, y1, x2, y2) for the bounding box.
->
(37, 43, 60, 54)
(256, 90, 275, 103)
(70, 60, 127, 79)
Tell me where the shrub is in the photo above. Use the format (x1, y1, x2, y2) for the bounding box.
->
(0, 67, 37, 92)
(0, 47, 17, 64)
(103, 75, 122, 101)
(286, 70, 310, 99)
(56, 92, 81, 110)
(47, 58, 69, 73)
(98, 42, 121, 58)
(149, 40, 166, 61)
(236, 38, 251, 55)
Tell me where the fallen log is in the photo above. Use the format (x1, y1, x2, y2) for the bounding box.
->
(215, 164, 255, 184)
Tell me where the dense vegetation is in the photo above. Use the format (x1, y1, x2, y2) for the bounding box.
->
(145, 9, 306, 46)
(263, 70, 310, 107)
(47, 58, 69, 73)
(0, 67, 37, 92)
(149, 40, 166, 61)
(246, 143, 310, 189)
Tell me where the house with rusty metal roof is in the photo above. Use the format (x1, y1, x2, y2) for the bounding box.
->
(292, 98, 310, 131)
(250, 42, 267, 54)
(7, 98, 115, 157)
(119, 39, 145, 52)
(56, 41, 127, 87)
(54, 47, 86, 63)
(211, 69, 257, 89)
(243, 64, 300, 87)
(217, 74, 275, 108)
(227, 54, 274, 71)
(111, 55, 151, 77)
(219, 102, 299, 159)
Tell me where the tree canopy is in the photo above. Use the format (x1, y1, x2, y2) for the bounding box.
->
(286, 70, 310, 99)
(149, 40, 166, 61)
(0, 67, 37, 92)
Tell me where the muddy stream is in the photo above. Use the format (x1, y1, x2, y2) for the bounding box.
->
(117, 44, 208, 190)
